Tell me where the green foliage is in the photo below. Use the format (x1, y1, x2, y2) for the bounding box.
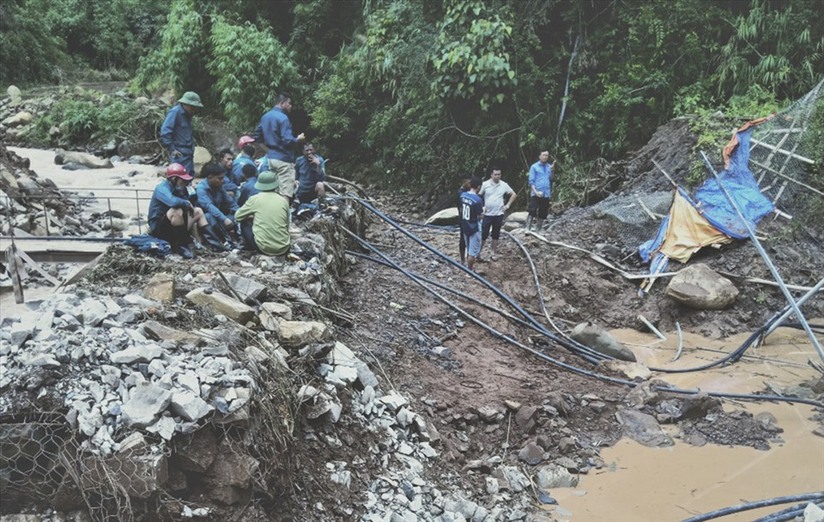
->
(133, 0, 205, 94)
(27, 95, 164, 147)
(717, 0, 823, 100)
(208, 16, 299, 129)
(431, 0, 516, 111)
(0, 0, 68, 85)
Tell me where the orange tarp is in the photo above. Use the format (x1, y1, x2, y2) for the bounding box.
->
(659, 191, 732, 263)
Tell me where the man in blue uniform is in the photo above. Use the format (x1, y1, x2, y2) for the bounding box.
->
(459, 176, 484, 271)
(253, 92, 305, 200)
(294, 143, 326, 204)
(159, 92, 202, 175)
(527, 150, 555, 231)
(147, 163, 208, 258)
(196, 163, 239, 251)
(456, 176, 471, 264)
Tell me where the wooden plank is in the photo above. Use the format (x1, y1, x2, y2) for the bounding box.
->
(651, 160, 678, 188)
(14, 246, 61, 286)
(5, 245, 24, 303)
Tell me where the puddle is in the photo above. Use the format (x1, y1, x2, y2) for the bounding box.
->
(550, 327, 823, 521)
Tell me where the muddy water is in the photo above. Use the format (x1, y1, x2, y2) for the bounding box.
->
(9, 146, 162, 236)
(551, 328, 824, 521)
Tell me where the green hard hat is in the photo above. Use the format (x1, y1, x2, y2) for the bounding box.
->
(178, 91, 203, 108)
(255, 170, 280, 192)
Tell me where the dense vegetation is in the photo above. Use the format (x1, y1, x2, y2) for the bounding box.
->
(1, 0, 822, 195)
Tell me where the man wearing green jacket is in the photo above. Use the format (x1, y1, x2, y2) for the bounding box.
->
(235, 170, 291, 256)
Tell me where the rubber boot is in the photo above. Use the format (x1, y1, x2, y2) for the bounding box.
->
(172, 225, 194, 258)
(536, 218, 545, 232)
(525, 215, 533, 231)
(491, 239, 499, 261)
(200, 225, 228, 252)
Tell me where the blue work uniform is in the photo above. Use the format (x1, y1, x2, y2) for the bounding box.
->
(254, 107, 299, 162)
(159, 104, 195, 174)
(196, 179, 238, 227)
(294, 154, 325, 203)
(147, 179, 190, 233)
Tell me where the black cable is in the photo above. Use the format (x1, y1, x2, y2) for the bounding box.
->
(345, 226, 824, 407)
(388, 211, 819, 376)
(752, 501, 823, 522)
(681, 492, 823, 522)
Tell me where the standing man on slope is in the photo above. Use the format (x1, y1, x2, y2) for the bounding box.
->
(460, 176, 484, 271)
(254, 92, 305, 200)
(478, 166, 517, 261)
(527, 150, 555, 231)
(160, 91, 203, 176)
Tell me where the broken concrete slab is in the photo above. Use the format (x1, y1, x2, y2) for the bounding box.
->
(186, 288, 256, 324)
(142, 320, 201, 345)
(277, 320, 330, 348)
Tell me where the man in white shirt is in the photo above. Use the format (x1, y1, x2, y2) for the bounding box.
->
(478, 166, 517, 261)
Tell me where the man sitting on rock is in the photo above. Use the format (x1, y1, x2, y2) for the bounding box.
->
(294, 142, 326, 205)
(196, 163, 239, 251)
(235, 170, 291, 256)
(237, 163, 259, 207)
(217, 147, 239, 199)
(147, 163, 208, 258)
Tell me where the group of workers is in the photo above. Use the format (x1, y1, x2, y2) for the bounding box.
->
(459, 150, 555, 270)
(149, 91, 326, 258)
(149, 90, 554, 266)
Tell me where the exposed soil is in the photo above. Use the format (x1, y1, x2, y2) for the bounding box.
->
(2, 86, 822, 520)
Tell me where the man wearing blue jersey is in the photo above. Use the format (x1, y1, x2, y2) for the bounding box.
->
(459, 176, 484, 270)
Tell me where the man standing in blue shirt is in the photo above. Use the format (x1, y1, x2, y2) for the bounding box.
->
(527, 150, 555, 231)
(196, 163, 239, 251)
(294, 143, 326, 204)
(460, 176, 484, 271)
(253, 92, 305, 200)
(159, 91, 202, 175)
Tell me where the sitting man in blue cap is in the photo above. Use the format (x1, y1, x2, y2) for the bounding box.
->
(235, 170, 291, 256)
(160, 91, 203, 176)
(196, 163, 239, 251)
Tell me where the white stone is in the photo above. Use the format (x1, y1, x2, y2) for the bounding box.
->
(110, 343, 163, 364)
(170, 390, 213, 422)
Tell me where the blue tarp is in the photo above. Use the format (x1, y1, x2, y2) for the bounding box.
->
(692, 129, 774, 239)
(639, 126, 774, 263)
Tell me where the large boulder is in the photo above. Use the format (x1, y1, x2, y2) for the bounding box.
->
(665, 263, 739, 310)
(54, 150, 113, 169)
(570, 322, 636, 362)
(425, 207, 459, 226)
(615, 408, 673, 447)
(3, 111, 32, 127)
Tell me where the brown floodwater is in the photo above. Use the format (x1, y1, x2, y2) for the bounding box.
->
(550, 327, 824, 522)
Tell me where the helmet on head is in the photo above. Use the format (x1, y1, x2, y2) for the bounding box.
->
(166, 163, 193, 181)
(238, 135, 255, 149)
(177, 91, 203, 108)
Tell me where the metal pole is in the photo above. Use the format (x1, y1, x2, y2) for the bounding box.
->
(107, 197, 115, 237)
(700, 150, 823, 359)
(763, 279, 825, 338)
(135, 189, 142, 234)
